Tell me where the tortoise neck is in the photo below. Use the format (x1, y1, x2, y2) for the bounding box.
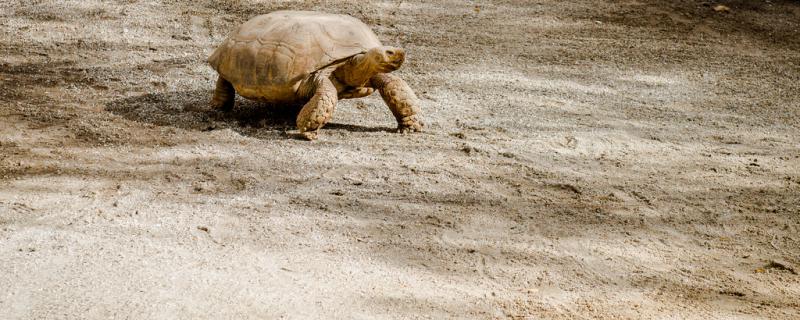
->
(333, 53, 379, 87)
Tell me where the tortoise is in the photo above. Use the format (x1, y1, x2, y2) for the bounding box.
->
(208, 10, 423, 140)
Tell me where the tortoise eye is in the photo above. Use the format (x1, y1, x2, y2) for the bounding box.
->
(386, 50, 395, 55)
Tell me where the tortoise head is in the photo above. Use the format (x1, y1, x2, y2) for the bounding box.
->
(366, 46, 405, 73)
(333, 46, 407, 87)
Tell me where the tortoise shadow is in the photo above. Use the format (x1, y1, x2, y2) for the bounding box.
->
(105, 89, 394, 140)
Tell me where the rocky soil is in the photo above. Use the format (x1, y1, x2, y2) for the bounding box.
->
(1, 0, 799, 318)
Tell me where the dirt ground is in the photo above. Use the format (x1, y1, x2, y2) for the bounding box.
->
(1, 0, 799, 318)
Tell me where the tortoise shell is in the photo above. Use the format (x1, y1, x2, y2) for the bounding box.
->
(208, 11, 383, 103)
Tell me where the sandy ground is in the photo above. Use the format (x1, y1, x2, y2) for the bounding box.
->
(1, 0, 799, 318)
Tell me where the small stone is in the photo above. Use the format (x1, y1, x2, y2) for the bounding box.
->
(171, 34, 192, 41)
(449, 132, 466, 139)
(713, 5, 731, 13)
(764, 260, 797, 274)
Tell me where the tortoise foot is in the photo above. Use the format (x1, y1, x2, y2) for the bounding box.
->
(300, 130, 319, 141)
(212, 76, 235, 112)
(211, 99, 234, 112)
(397, 115, 423, 134)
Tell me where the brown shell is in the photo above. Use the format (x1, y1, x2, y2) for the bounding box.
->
(208, 11, 382, 102)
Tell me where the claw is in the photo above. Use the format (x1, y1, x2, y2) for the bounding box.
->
(397, 115, 423, 133)
(300, 130, 319, 141)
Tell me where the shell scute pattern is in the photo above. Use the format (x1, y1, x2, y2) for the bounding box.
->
(208, 11, 382, 103)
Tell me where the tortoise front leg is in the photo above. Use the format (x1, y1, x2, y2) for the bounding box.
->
(297, 77, 338, 140)
(370, 73, 423, 133)
(211, 76, 235, 112)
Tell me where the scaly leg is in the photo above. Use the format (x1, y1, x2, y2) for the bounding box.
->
(370, 73, 423, 133)
(338, 87, 375, 99)
(296, 77, 338, 140)
(211, 76, 235, 112)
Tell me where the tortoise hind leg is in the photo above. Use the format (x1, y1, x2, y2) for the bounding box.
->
(296, 77, 338, 140)
(370, 73, 423, 133)
(211, 76, 235, 112)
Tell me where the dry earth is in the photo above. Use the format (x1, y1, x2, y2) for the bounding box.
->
(1, 0, 799, 319)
